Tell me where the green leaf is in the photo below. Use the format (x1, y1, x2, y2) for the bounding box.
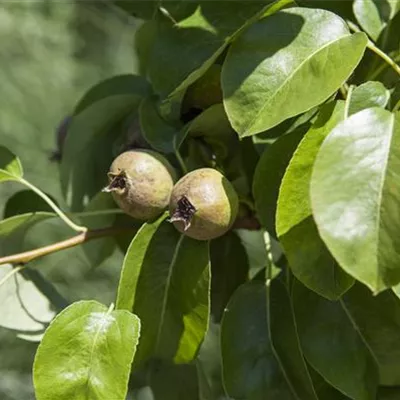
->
(221, 280, 317, 400)
(235, 229, 282, 279)
(253, 127, 305, 237)
(344, 282, 400, 386)
(33, 300, 140, 400)
(149, 361, 200, 400)
(116, 217, 210, 367)
(210, 232, 249, 322)
(0, 265, 56, 340)
(0, 146, 23, 182)
(135, 21, 157, 76)
(149, 0, 291, 98)
(353, 0, 400, 41)
(139, 96, 179, 153)
(222, 7, 368, 136)
(310, 109, 400, 293)
(0, 212, 54, 239)
(74, 74, 150, 114)
(276, 101, 354, 300)
(296, 0, 355, 20)
(61, 95, 142, 211)
(348, 81, 390, 116)
(293, 280, 379, 400)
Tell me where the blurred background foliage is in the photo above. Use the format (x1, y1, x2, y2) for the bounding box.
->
(0, 2, 139, 398)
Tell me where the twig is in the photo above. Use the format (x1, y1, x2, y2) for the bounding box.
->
(0, 227, 134, 266)
(20, 178, 87, 233)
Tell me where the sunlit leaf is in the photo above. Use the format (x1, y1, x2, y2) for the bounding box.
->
(116, 217, 210, 368)
(0, 146, 23, 182)
(310, 108, 400, 293)
(222, 7, 368, 136)
(253, 127, 305, 237)
(33, 300, 140, 400)
(348, 81, 390, 116)
(276, 101, 354, 299)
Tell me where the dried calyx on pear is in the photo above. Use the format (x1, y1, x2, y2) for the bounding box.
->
(103, 149, 176, 220)
(169, 168, 239, 240)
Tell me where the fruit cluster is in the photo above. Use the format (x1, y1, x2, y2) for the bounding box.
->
(103, 149, 238, 241)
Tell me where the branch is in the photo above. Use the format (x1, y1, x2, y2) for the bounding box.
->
(0, 227, 134, 266)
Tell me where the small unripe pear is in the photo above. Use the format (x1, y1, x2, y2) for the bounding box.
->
(103, 149, 177, 220)
(169, 168, 239, 240)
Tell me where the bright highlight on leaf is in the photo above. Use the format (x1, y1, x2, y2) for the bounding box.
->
(33, 300, 140, 400)
(222, 7, 368, 136)
(0, 146, 23, 182)
(311, 108, 400, 294)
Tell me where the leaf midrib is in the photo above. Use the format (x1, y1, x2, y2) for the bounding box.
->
(153, 234, 185, 355)
(244, 33, 354, 135)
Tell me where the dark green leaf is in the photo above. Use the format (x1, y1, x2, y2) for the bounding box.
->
(116, 217, 210, 368)
(74, 74, 150, 114)
(0, 264, 56, 341)
(61, 95, 142, 211)
(139, 97, 179, 153)
(344, 282, 400, 386)
(4, 189, 55, 218)
(353, 0, 400, 41)
(221, 280, 317, 400)
(33, 300, 140, 400)
(310, 109, 400, 293)
(379, 387, 400, 400)
(0, 146, 23, 182)
(149, 0, 291, 98)
(348, 81, 390, 116)
(253, 127, 305, 237)
(135, 21, 157, 76)
(210, 232, 249, 321)
(222, 7, 368, 136)
(276, 101, 353, 299)
(293, 280, 378, 400)
(0, 212, 54, 239)
(150, 361, 200, 400)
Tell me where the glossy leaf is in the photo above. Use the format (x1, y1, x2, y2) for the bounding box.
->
(344, 282, 400, 386)
(293, 280, 378, 400)
(222, 7, 368, 136)
(74, 74, 150, 114)
(310, 108, 400, 293)
(210, 232, 249, 321)
(0, 146, 23, 182)
(276, 101, 354, 299)
(116, 217, 210, 367)
(148, 0, 291, 98)
(348, 81, 390, 116)
(0, 264, 56, 340)
(221, 280, 317, 400)
(139, 96, 178, 153)
(353, 0, 400, 41)
(33, 300, 140, 400)
(61, 95, 142, 211)
(253, 127, 305, 237)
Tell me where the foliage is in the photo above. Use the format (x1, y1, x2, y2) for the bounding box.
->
(1, 0, 400, 399)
